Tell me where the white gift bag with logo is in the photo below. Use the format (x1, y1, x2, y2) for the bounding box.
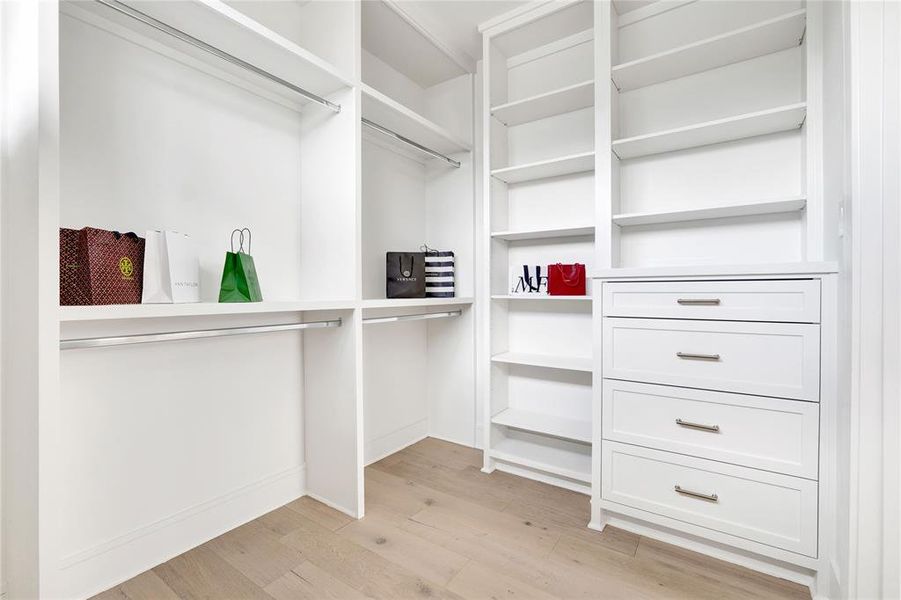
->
(142, 230, 200, 303)
(509, 265, 547, 295)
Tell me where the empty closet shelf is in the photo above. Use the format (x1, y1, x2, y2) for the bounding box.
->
(490, 438, 592, 483)
(490, 225, 594, 241)
(362, 85, 470, 157)
(491, 352, 592, 372)
(73, 0, 351, 111)
(491, 80, 594, 126)
(492, 408, 591, 443)
(612, 103, 807, 160)
(491, 152, 594, 183)
(612, 9, 806, 91)
(612, 196, 807, 227)
(59, 301, 356, 322)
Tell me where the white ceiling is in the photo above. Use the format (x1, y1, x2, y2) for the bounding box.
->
(393, 0, 531, 65)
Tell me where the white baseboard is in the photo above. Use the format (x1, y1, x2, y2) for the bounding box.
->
(494, 462, 591, 495)
(603, 512, 817, 590)
(59, 464, 306, 600)
(364, 419, 428, 466)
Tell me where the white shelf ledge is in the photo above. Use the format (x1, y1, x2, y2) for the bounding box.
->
(492, 408, 591, 443)
(59, 300, 356, 322)
(492, 352, 592, 372)
(490, 225, 594, 241)
(361, 297, 473, 309)
(612, 10, 807, 91)
(491, 152, 595, 184)
(612, 103, 807, 160)
(612, 196, 807, 227)
(66, 0, 352, 109)
(491, 80, 594, 126)
(491, 295, 592, 302)
(490, 438, 591, 483)
(361, 84, 471, 156)
(593, 261, 840, 280)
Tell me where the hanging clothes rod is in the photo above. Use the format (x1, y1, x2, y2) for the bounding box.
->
(363, 310, 462, 325)
(60, 319, 342, 350)
(362, 118, 461, 168)
(94, 0, 342, 113)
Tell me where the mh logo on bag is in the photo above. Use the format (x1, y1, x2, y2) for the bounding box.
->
(118, 257, 135, 279)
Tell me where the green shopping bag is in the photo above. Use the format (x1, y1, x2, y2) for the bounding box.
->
(218, 228, 263, 303)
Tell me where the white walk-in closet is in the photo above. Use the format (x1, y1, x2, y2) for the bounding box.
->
(2, 1, 899, 599)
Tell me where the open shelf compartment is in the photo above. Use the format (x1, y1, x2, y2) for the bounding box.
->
(491, 407, 591, 443)
(491, 152, 595, 184)
(612, 103, 807, 160)
(491, 80, 595, 127)
(491, 351, 592, 372)
(613, 196, 808, 227)
(612, 9, 807, 92)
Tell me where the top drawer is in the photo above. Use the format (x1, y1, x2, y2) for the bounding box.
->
(602, 280, 820, 323)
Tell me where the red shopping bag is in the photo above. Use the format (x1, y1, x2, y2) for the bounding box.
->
(547, 263, 586, 296)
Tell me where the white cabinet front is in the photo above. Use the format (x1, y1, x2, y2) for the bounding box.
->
(602, 279, 820, 323)
(602, 380, 819, 478)
(602, 318, 820, 401)
(602, 442, 818, 557)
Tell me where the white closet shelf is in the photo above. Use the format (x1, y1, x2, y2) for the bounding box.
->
(612, 9, 807, 91)
(59, 301, 355, 322)
(612, 103, 807, 160)
(492, 408, 591, 443)
(491, 152, 595, 184)
(491, 80, 595, 126)
(491, 295, 592, 302)
(490, 225, 595, 241)
(612, 196, 807, 227)
(491, 352, 592, 372)
(361, 297, 473, 309)
(490, 438, 591, 483)
(67, 0, 352, 108)
(361, 84, 471, 156)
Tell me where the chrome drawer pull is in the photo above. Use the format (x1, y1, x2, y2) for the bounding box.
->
(674, 485, 719, 502)
(677, 298, 721, 305)
(676, 352, 721, 361)
(676, 418, 720, 433)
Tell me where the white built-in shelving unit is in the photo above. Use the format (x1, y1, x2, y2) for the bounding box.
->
(3, 1, 476, 597)
(480, 0, 596, 494)
(589, 0, 842, 588)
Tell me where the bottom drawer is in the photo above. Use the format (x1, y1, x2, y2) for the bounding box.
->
(602, 442, 818, 557)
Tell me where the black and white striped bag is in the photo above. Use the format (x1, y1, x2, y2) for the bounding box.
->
(422, 246, 454, 298)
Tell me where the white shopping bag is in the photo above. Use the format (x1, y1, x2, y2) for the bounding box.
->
(142, 230, 200, 303)
(509, 265, 547, 295)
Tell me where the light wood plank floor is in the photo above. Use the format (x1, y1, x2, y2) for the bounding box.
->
(94, 438, 810, 599)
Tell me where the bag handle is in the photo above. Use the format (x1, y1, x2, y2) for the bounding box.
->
(555, 263, 583, 286)
(230, 228, 253, 254)
(398, 254, 415, 277)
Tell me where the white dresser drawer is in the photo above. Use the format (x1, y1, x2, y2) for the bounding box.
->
(602, 442, 818, 557)
(603, 318, 820, 401)
(602, 380, 819, 478)
(602, 280, 820, 323)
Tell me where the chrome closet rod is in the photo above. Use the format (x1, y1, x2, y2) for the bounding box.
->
(362, 118, 461, 168)
(94, 0, 342, 113)
(363, 310, 461, 325)
(60, 319, 342, 350)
